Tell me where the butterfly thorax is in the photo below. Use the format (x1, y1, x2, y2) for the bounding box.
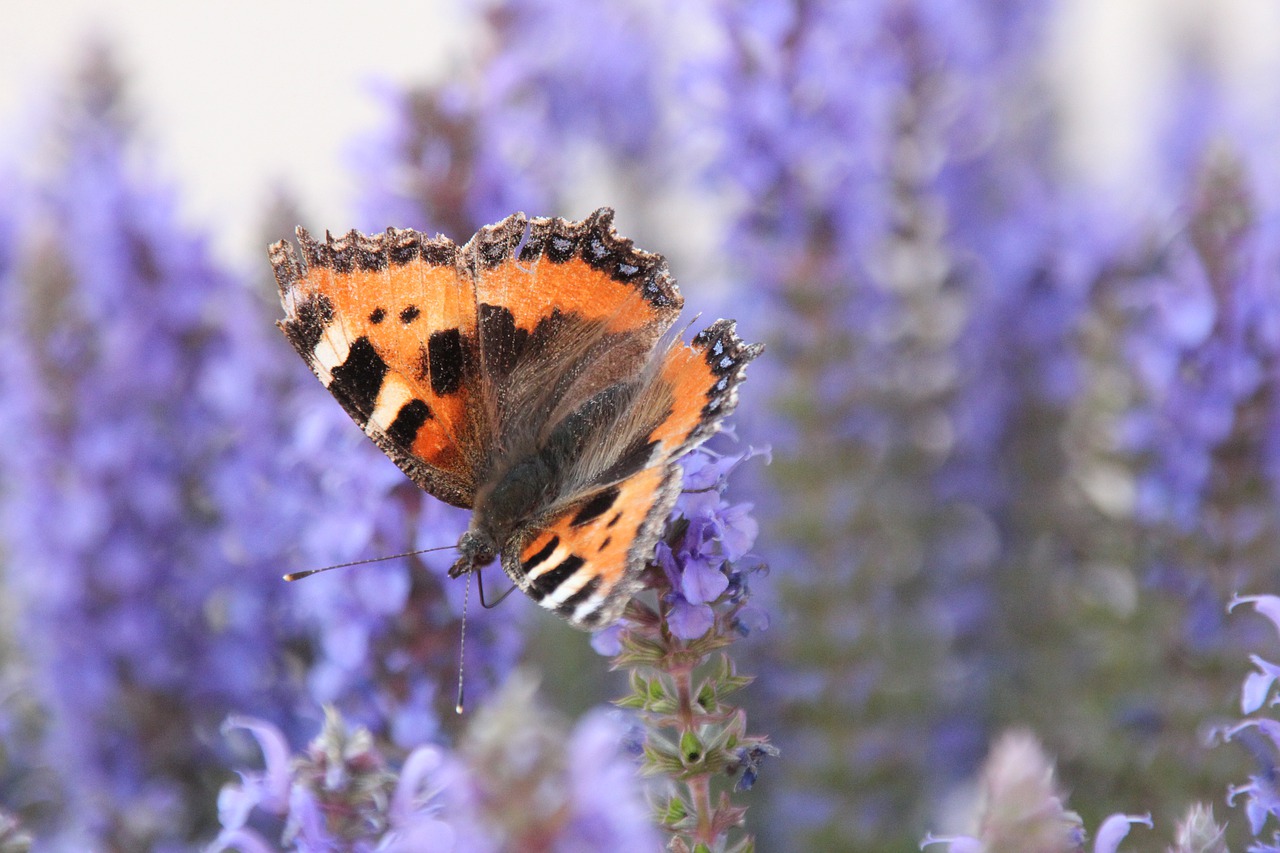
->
(448, 453, 555, 578)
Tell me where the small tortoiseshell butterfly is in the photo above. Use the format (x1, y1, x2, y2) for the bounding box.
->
(270, 208, 761, 630)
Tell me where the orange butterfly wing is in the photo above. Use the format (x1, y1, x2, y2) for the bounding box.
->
(501, 320, 762, 629)
(272, 227, 481, 507)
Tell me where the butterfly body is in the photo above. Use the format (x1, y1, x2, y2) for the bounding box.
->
(272, 209, 761, 629)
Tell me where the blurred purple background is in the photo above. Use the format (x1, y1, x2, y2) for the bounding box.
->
(3, 1, 1280, 850)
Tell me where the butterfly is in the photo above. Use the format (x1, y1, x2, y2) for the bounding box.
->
(271, 208, 761, 629)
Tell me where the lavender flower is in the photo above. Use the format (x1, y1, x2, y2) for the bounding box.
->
(212, 676, 656, 852)
(697, 1, 1072, 845)
(277, 403, 515, 744)
(1222, 594, 1280, 848)
(695, 0, 1280, 843)
(0, 46, 309, 846)
(210, 709, 461, 853)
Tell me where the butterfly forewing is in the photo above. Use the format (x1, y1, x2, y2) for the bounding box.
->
(469, 209, 683, 338)
(272, 228, 482, 507)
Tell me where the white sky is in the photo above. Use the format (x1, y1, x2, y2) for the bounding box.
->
(1, 0, 1276, 269)
(0, 0, 473, 267)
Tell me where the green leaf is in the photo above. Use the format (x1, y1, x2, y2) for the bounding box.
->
(680, 730, 704, 765)
(662, 795, 688, 825)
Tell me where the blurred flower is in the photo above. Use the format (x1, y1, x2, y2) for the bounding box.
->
(1223, 594, 1280, 848)
(0, 810, 31, 853)
(969, 731, 1085, 853)
(461, 672, 656, 852)
(350, 0, 664, 238)
(0, 45, 308, 846)
(210, 709, 459, 853)
(922, 732, 1160, 853)
(1168, 803, 1228, 853)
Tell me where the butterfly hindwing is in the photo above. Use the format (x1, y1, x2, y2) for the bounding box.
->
(503, 464, 681, 629)
(499, 319, 763, 629)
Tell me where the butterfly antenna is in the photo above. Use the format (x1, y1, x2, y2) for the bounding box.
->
(456, 572, 471, 715)
(283, 544, 456, 581)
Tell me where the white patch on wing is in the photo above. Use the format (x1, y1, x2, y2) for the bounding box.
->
(525, 543, 570, 579)
(367, 376, 413, 435)
(571, 591, 608, 623)
(312, 330, 352, 386)
(541, 566, 592, 608)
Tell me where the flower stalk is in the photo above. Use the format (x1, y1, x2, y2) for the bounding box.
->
(608, 451, 774, 853)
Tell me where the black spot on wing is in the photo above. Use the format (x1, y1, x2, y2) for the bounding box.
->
(369, 307, 386, 324)
(571, 487, 621, 527)
(555, 575, 602, 618)
(527, 555, 585, 601)
(400, 305, 421, 324)
(387, 398, 432, 448)
(329, 337, 387, 417)
(428, 329, 465, 396)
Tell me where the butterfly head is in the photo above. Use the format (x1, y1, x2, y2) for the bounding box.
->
(448, 529, 498, 579)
